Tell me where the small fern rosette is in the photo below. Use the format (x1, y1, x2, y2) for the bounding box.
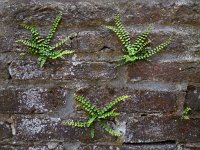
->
(17, 12, 76, 67)
(104, 14, 171, 65)
(63, 94, 129, 138)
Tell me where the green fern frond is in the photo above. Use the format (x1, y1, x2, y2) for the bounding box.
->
(87, 116, 96, 127)
(52, 32, 76, 49)
(63, 95, 128, 138)
(181, 106, 191, 120)
(101, 95, 129, 114)
(104, 17, 130, 48)
(103, 25, 117, 32)
(104, 14, 171, 65)
(20, 24, 40, 40)
(90, 125, 95, 139)
(75, 95, 100, 116)
(114, 14, 131, 47)
(17, 39, 37, 49)
(17, 12, 75, 67)
(98, 109, 120, 119)
(45, 11, 63, 44)
(50, 50, 75, 59)
(63, 120, 89, 128)
(37, 56, 47, 68)
(136, 38, 171, 60)
(129, 26, 152, 54)
(99, 121, 122, 137)
(20, 24, 35, 31)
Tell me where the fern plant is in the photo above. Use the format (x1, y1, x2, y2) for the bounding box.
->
(63, 94, 129, 138)
(17, 12, 75, 67)
(104, 14, 171, 65)
(181, 106, 191, 120)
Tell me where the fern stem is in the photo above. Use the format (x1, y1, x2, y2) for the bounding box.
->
(99, 121, 122, 137)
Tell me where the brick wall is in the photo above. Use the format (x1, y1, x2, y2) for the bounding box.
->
(0, 0, 200, 149)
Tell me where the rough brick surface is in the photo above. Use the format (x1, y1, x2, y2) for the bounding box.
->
(182, 143, 200, 150)
(0, 122, 12, 141)
(0, 0, 200, 149)
(9, 60, 116, 81)
(0, 86, 67, 113)
(127, 61, 200, 83)
(0, 145, 64, 150)
(0, 62, 9, 81)
(1, 0, 199, 54)
(125, 116, 200, 143)
(185, 85, 200, 114)
(76, 86, 185, 113)
(78, 144, 178, 150)
(15, 116, 117, 143)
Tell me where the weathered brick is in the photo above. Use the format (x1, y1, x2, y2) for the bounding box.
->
(0, 146, 46, 150)
(75, 30, 122, 53)
(1, 0, 200, 148)
(143, 30, 198, 62)
(0, 61, 9, 80)
(78, 144, 178, 150)
(1, 0, 199, 53)
(0, 144, 64, 150)
(182, 143, 200, 150)
(127, 61, 200, 83)
(121, 1, 200, 26)
(0, 86, 67, 113)
(185, 85, 200, 115)
(0, 52, 17, 81)
(9, 60, 116, 81)
(125, 116, 200, 143)
(76, 86, 185, 113)
(73, 25, 199, 62)
(72, 50, 121, 63)
(120, 90, 184, 114)
(15, 116, 117, 142)
(0, 122, 12, 140)
(2, 0, 200, 27)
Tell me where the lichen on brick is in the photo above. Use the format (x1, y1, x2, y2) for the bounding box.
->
(19, 88, 48, 112)
(19, 118, 46, 136)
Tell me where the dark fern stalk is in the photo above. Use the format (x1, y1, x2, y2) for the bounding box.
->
(104, 14, 171, 65)
(17, 12, 75, 67)
(63, 94, 129, 138)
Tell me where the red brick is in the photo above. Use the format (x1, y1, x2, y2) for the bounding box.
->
(75, 30, 122, 52)
(127, 61, 200, 83)
(78, 144, 177, 150)
(15, 116, 117, 142)
(125, 116, 200, 143)
(76, 86, 185, 113)
(0, 144, 63, 150)
(0, 62, 9, 80)
(9, 60, 116, 81)
(0, 122, 12, 140)
(75, 27, 197, 63)
(182, 143, 200, 150)
(0, 86, 67, 113)
(122, 1, 200, 26)
(1, 0, 199, 53)
(71, 50, 121, 63)
(185, 85, 200, 115)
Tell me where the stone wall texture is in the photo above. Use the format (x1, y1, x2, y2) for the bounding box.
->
(0, 0, 200, 149)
